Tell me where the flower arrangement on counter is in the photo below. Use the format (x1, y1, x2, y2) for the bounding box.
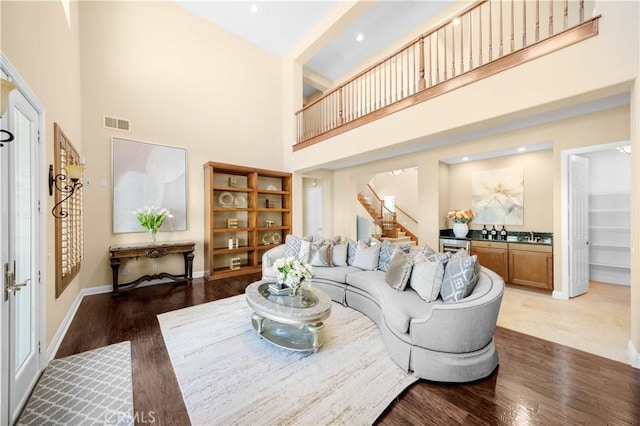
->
(273, 257, 314, 296)
(447, 209, 475, 224)
(133, 205, 173, 243)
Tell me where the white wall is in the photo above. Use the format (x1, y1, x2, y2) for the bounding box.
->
(78, 1, 284, 287)
(582, 147, 631, 194)
(2, 1, 83, 346)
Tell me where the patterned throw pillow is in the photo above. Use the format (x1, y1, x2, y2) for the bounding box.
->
(409, 252, 447, 302)
(284, 234, 302, 258)
(284, 235, 314, 261)
(377, 240, 396, 272)
(352, 241, 380, 271)
(346, 239, 358, 265)
(427, 252, 451, 263)
(385, 247, 413, 291)
(439, 254, 480, 303)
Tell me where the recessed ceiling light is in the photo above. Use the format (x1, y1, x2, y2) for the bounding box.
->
(250, 4, 258, 13)
(518, 147, 527, 152)
(452, 18, 461, 26)
(462, 157, 469, 161)
(356, 33, 364, 42)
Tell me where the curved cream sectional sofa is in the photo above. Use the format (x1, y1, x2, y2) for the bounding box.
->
(262, 244, 505, 383)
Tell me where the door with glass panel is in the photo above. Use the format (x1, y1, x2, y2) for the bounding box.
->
(0, 73, 42, 425)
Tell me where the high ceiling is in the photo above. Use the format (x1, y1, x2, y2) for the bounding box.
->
(175, 1, 453, 93)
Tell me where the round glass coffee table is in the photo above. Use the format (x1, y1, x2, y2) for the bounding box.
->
(245, 281, 332, 353)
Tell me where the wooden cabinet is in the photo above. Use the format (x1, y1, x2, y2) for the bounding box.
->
(471, 240, 508, 282)
(508, 243, 553, 291)
(203, 162, 291, 280)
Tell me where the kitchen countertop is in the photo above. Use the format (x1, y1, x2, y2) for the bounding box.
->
(440, 229, 553, 246)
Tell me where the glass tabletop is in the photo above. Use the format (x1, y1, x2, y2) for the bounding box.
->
(257, 282, 318, 308)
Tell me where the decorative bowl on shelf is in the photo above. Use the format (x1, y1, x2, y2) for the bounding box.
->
(261, 232, 272, 245)
(271, 233, 281, 244)
(234, 194, 247, 208)
(266, 184, 277, 190)
(218, 191, 233, 207)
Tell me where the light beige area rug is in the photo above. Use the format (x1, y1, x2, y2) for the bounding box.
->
(158, 295, 418, 426)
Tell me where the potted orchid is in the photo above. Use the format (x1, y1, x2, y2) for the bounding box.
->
(447, 209, 475, 238)
(273, 257, 314, 296)
(133, 206, 173, 243)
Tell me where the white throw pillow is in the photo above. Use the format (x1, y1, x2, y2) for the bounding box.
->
(352, 240, 380, 271)
(332, 242, 348, 267)
(409, 252, 446, 302)
(298, 239, 312, 263)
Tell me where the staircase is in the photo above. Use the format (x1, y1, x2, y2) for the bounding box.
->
(357, 185, 418, 246)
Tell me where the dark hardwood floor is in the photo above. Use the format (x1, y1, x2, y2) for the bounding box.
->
(56, 275, 640, 425)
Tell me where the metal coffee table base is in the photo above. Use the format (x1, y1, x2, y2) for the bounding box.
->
(252, 313, 325, 353)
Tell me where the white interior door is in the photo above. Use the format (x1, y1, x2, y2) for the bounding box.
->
(305, 187, 323, 237)
(1, 75, 42, 425)
(569, 154, 590, 297)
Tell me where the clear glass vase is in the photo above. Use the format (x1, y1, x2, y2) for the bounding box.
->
(148, 229, 158, 244)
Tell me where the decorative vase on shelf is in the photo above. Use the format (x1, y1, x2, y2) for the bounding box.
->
(453, 222, 469, 238)
(149, 229, 158, 244)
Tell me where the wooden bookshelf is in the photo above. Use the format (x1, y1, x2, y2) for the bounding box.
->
(203, 162, 291, 280)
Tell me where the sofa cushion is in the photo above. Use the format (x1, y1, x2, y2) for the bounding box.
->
(440, 254, 480, 303)
(385, 247, 413, 291)
(347, 270, 434, 334)
(409, 252, 446, 302)
(332, 242, 348, 267)
(352, 241, 380, 270)
(313, 265, 363, 283)
(377, 240, 395, 272)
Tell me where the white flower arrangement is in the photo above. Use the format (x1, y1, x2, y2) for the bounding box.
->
(132, 205, 173, 242)
(273, 256, 314, 296)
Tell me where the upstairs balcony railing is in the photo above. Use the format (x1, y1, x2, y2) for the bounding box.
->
(295, 0, 600, 150)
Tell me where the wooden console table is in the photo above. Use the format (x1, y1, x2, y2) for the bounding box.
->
(108, 240, 195, 296)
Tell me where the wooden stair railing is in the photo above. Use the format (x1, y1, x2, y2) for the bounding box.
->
(295, 0, 599, 150)
(357, 185, 418, 245)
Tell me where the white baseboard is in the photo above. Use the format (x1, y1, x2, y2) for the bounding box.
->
(46, 288, 86, 362)
(552, 290, 569, 300)
(45, 270, 205, 361)
(629, 340, 640, 369)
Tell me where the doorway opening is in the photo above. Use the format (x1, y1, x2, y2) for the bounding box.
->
(561, 141, 631, 299)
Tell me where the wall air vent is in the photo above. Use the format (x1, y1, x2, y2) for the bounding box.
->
(103, 115, 131, 132)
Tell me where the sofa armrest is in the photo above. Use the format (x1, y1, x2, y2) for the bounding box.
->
(409, 268, 504, 353)
(262, 244, 287, 279)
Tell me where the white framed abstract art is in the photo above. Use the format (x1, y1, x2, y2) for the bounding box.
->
(112, 137, 187, 233)
(471, 167, 524, 225)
